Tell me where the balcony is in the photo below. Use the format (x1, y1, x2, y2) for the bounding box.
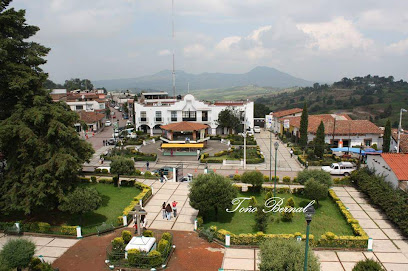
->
(182, 117, 197, 121)
(155, 117, 163, 122)
(139, 117, 148, 123)
(171, 117, 178, 122)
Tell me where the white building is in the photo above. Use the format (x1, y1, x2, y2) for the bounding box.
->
(134, 92, 254, 136)
(367, 153, 408, 191)
(265, 108, 303, 132)
(282, 114, 383, 148)
(65, 93, 106, 112)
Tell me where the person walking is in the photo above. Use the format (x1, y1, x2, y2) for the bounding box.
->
(103, 140, 105, 146)
(165, 203, 172, 220)
(160, 171, 164, 183)
(162, 202, 166, 219)
(290, 149, 293, 158)
(305, 161, 309, 169)
(172, 200, 178, 217)
(146, 161, 150, 171)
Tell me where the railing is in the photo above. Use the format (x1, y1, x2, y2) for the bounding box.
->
(155, 118, 163, 122)
(139, 117, 148, 123)
(171, 118, 177, 122)
(182, 118, 197, 121)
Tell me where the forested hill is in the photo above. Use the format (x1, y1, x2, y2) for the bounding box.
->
(255, 75, 408, 128)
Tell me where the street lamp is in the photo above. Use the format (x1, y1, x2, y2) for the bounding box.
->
(273, 141, 279, 198)
(269, 128, 273, 185)
(397, 108, 407, 153)
(303, 205, 315, 271)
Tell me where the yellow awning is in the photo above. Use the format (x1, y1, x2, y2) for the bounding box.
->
(162, 143, 204, 148)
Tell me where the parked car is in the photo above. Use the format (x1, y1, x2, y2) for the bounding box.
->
(105, 120, 112, 127)
(123, 114, 129, 119)
(114, 106, 120, 110)
(254, 126, 261, 133)
(126, 120, 132, 126)
(246, 129, 254, 136)
(112, 114, 116, 119)
(107, 138, 116, 145)
(112, 129, 119, 138)
(153, 167, 173, 176)
(321, 162, 356, 176)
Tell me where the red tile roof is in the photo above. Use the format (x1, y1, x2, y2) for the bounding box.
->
(391, 129, 408, 153)
(79, 111, 105, 123)
(160, 121, 209, 131)
(272, 108, 303, 118)
(286, 114, 382, 135)
(381, 153, 408, 181)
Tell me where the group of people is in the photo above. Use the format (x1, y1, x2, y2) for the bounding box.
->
(162, 201, 178, 220)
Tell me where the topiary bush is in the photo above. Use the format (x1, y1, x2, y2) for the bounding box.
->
(282, 176, 291, 183)
(148, 250, 162, 267)
(352, 259, 384, 271)
(161, 232, 172, 243)
(249, 196, 257, 207)
(233, 174, 241, 181)
(0, 239, 36, 271)
(144, 171, 152, 177)
(241, 171, 264, 191)
(121, 230, 132, 244)
(91, 176, 97, 183)
(143, 230, 154, 237)
(297, 169, 332, 186)
(127, 249, 142, 266)
(37, 222, 51, 233)
(259, 239, 320, 271)
(157, 239, 169, 255)
(197, 217, 204, 227)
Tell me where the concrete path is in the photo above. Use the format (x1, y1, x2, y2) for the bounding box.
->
(134, 179, 198, 232)
(0, 235, 79, 264)
(221, 186, 408, 271)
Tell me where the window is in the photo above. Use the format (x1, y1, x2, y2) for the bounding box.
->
(182, 110, 196, 121)
(364, 139, 372, 146)
(156, 111, 162, 121)
(171, 111, 177, 121)
(202, 111, 208, 121)
(75, 105, 83, 110)
(140, 111, 147, 121)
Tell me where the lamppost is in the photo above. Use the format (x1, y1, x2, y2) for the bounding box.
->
(269, 128, 273, 185)
(303, 205, 315, 271)
(273, 141, 279, 198)
(397, 108, 407, 153)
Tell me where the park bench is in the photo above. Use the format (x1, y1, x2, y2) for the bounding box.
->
(96, 222, 115, 236)
(4, 224, 21, 235)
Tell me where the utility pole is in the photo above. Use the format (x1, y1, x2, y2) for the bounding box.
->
(397, 108, 407, 153)
(171, 0, 176, 98)
(244, 122, 247, 169)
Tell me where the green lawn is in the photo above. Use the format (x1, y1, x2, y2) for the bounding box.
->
(73, 183, 141, 228)
(203, 191, 354, 239)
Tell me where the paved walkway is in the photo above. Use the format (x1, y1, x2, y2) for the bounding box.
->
(0, 234, 79, 264)
(221, 186, 408, 271)
(140, 179, 198, 231)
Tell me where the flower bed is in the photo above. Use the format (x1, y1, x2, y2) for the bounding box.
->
(201, 146, 264, 164)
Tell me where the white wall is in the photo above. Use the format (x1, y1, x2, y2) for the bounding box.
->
(366, 155, 399, 189)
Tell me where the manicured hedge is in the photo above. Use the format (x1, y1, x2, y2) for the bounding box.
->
(351, 169, 408, 237)
(117, 181, 152, 224)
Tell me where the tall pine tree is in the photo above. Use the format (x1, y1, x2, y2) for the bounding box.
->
(299, 103, 309, 148)
(382, 119, 391, 152)
(0, 1, 94, 214)
(314, 121, 325, 158)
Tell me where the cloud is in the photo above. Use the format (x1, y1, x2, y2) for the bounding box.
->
(183, 44, 208, 58)
(158, 49, 171, 56)
(298, 17, 373, 51)
(357, 9, 408, 34)
(385, 39, 408, 55)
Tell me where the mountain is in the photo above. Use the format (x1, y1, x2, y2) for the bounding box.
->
(93, 66, 313, 91)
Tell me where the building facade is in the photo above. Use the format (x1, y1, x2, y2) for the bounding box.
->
(134, 92, 254, 136)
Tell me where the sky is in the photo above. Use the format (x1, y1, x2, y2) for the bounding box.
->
(10, 0, 408, 84)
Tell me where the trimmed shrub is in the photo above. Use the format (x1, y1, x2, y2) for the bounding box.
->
(101, 169, 109, 174)
(94, 168, 101, 173)
(241, 171, 264, 191)
(99, 178, 113, 184)
(161, 232, 172, 243)
(197, 217, 204, 227)
(157, 239, 169, 254)
(127, 249, 141, 266)
(37, 222, 51, 233)
(61, 225, 77, 235)
(232, 174, 241, 181)
(122, 230, 132, 244)
(255, 204, 268, 232)
(143, 230, 154, 237)
(282, 176, 291, 183)
(352, 259, 384, 271)
(259, 238, 320, 271)
(135, 169, 141, 175)
(112, 237, 124, 248)
(281, 205, 294, 222)
(144, 171, 152, 177)
(148, 250, 162, 267)
(286, 197, 295, 207)
(90, 176, 97, 183)
(304, 178, 329, 205)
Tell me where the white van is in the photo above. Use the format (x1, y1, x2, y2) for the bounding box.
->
(321, 162, 356, 176)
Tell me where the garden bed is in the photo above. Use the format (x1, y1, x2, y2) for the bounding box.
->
(200, 146, 264, 164)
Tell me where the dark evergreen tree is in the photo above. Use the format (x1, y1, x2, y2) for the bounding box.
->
(299, 103, 309, 148)
(314, 121, 325, 158)
(382, 119, 391, 152)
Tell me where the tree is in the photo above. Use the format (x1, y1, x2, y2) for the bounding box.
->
(0, 1, 94, 215)
(314, 121, 325, 158)
(216, 107, 241, 134)
(43, 79, 64, 89)
(241, 171, 264, 191)
(64, 78, 93, 91)
(254, 103, 270, 118)
(59, 187, 102, 224)
(259, 239, 320, 271)
(352, 259, 384, 271)
(110, 156, 135, 185)
(0, 239, 36, 271)
(255, 204, 268, 232)
(304, 178, 328, 206)
(299, 103, 309, 148)
(105, 107, 111, 118)
(189, 173, 237, 219)
(382, 119, 391, 152)
(297, 169, 332, 187)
